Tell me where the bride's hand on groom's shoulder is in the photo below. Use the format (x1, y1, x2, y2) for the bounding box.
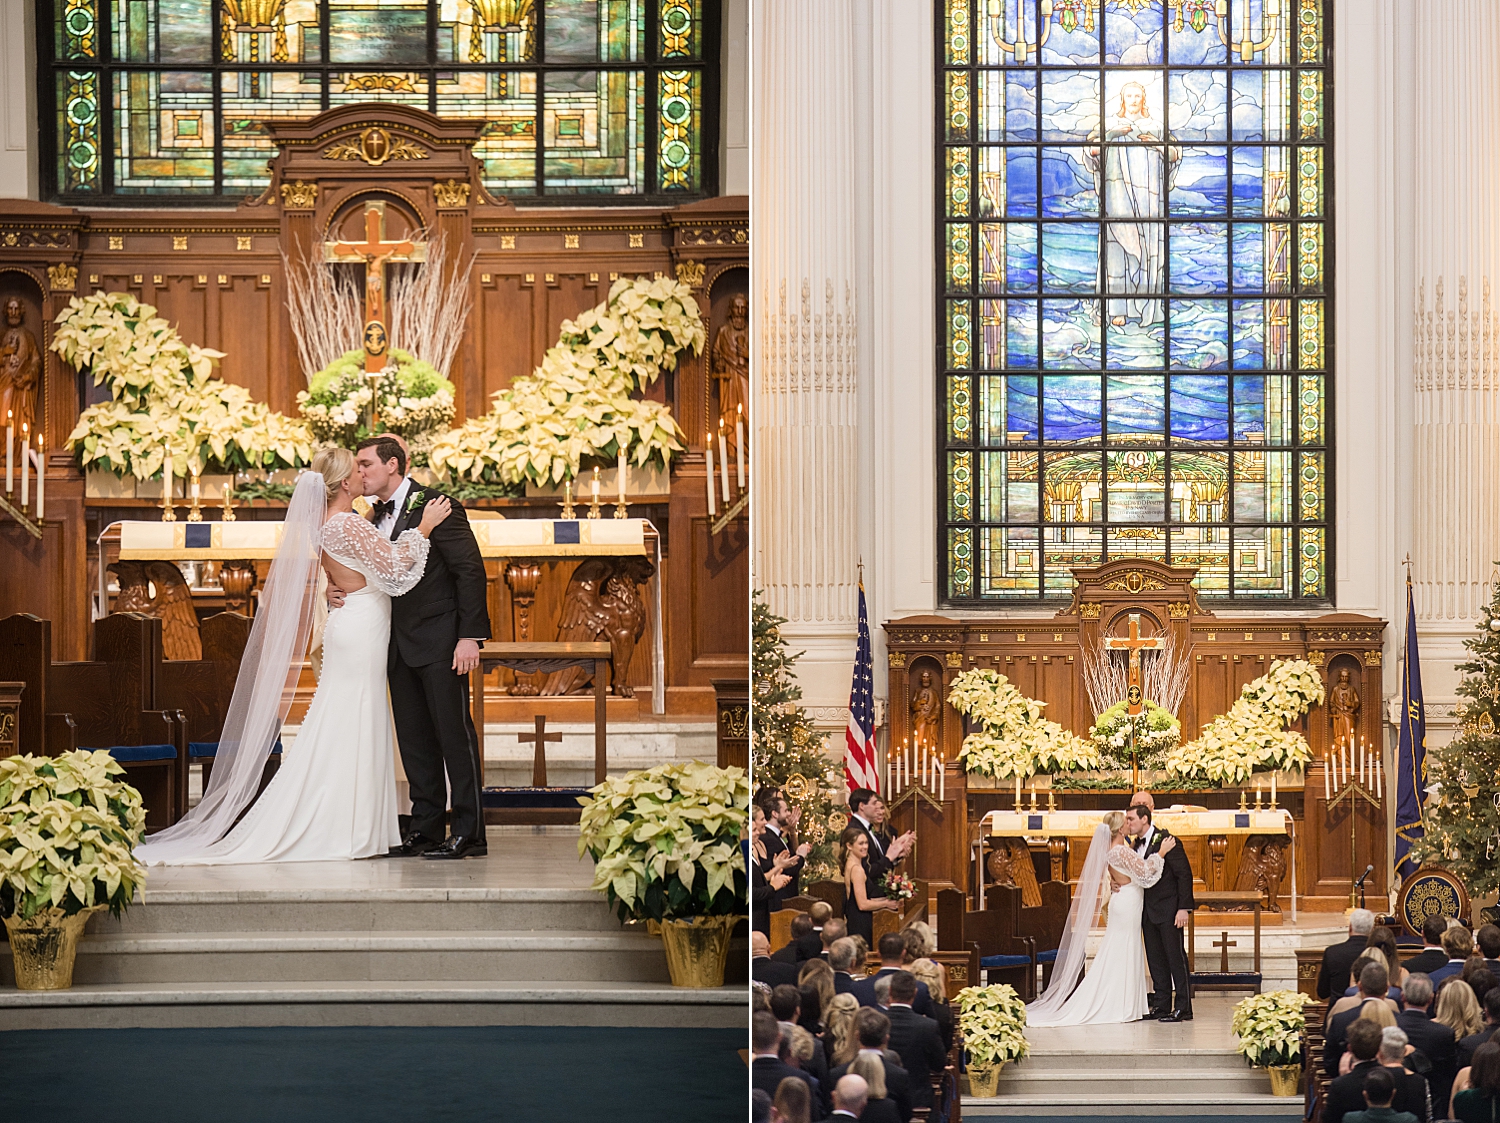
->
(1160, 835, 1176, 854)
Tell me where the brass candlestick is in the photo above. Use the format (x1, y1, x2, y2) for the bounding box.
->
(587, 467, 603, 519)
(1253, 786, 1263, 812)
(1046, 789, 1056, 813)
(187, 471, 204, 522)
(614, 495, 629, 519)
(160, 472, 177, 522)
(559, 480, 577, 519)
(221, 477, 237, 522)
(1238, 788, 1248, 813)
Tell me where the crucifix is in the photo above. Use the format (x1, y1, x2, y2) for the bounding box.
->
(323, 201, 425, 424)
(1103, 612, 1165, 788)
(1212, 931, 1237, 974)
(517, 714, 563, 788)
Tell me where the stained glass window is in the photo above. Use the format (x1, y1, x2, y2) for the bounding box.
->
(42, 0, 715, 199)
(940, 0, 1330, 602)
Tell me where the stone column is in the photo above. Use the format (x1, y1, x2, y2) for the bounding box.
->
(1407, 1, 1500, 700)
(0, 0, 37, 199)
(752, 0, 861, 707)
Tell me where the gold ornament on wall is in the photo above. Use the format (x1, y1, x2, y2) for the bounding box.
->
(323, 128, 429, 166)
(278, 180, 318, 209)
(47, 263, 77, 292)
(432, 179, 472, 208)
(674, 260, 706, 287)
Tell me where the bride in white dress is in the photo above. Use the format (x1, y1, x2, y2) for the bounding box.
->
(135, 448, 452, 866)
(1026, 811, 1178, 1027)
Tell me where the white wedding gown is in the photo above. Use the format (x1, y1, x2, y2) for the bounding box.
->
(146, 513, 429, 866)
(1026, 844, 1164, 1027)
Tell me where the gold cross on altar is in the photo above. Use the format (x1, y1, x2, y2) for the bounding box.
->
(1103, 612, 1164, 715)
(323, 201, 425, 376)
(517, 714, 563, 788)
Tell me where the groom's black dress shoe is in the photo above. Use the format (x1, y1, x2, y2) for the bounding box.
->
(1158, 1011, 1194, 1022)
(386, 831, 443, 857)
(424, 834, 488, 860)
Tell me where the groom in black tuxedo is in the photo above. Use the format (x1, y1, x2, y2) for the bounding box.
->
(1125, 801, 1195, 1021)
(353, 435, 491, 860)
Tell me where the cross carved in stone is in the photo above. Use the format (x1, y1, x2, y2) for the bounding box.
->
(323, 200, 425, 376)
(1103, 612, 1165, 715)
(518, 714, 563, 788)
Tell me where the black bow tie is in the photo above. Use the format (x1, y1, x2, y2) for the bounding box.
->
(372, 498, 397, 521)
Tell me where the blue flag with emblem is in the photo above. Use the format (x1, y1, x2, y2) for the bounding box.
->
(1395, 577, 1427, 882)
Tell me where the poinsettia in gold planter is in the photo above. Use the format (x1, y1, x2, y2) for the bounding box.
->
(0, 751, 147, 990)
(577, 761, 748, 988)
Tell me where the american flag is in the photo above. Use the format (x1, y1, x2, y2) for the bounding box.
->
(844, 582, 879, 792)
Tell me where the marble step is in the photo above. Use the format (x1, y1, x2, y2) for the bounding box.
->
(1006, 1046, 1260, 1075)
(0, 980, 746, 1030)
(986, 1064, 1271, 1098)
(964, 1095, 1304, 1116)
(4, 928, 677, 987)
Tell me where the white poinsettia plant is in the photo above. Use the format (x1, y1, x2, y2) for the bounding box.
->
(577, 761, 747, 924)
(55, 292, 314, 478)
(949, 669, 1101, 780)
(956, 984, 1031, 1066)
(0, 751, 147, 922)
(428, 276, 700, 488)
(1162, 659, 1324, 786)
(1231, 989, 1314, 1067)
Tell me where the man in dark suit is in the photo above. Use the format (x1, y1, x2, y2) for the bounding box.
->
(1399, 973, 1458, 1113)
(772, 986, 834, 1115)
(773, 912, 820, 965)
(831, 937, 862, 996)
(828, 1074, 865, 1122)
(352, 436, 490, 860)
(763, 793, 812, 911)
(1327, 962, 1393, 1078)
(1323, 1020, 1430, 1123)
(853, 933, 935, 1017)
(1429, 925, 1474, 989)
(1404, 917, 1451, 978)
(751, 1011, 822, 1118)
(1317, 908, 1375, 999)
(754, 931, 801, 988)
(885, 972, 946, 1109)
(1476, 923, 1500, 976)
(1124, 802, 1196, 1020)
(847, 789, 913, 884)
(830, 1008, 913, 1123)
(1460, 987, 1500, 1069)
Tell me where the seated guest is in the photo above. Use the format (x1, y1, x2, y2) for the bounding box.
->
(885, 971, 946, 1110)
(854, 933, 935, 1016)
(756, 931, 803, 988)
(818, 918, 848, 961)
(1324, 1021, 1394, 1123)
(825, 993, 862, 1068)
(772, 1076, 812, 1123)
(1330, 963, 1396, 1077)
(1376, 1028, 1431, 1121)
(788, 1025, 830, 1119)
(828, 1074, 867, 1123)
(773, 985, 833, 1118)
(1401, 974, 1459, 1114)
(1452, 1041, 1500, 1123)
(753, 1011, 820, 1117)
(872, 976, 891, 1011)
(774, 914, 818, 964)
(849, 1053, 902, 1123)
(830, 938, 863, 996)
(1465, 966, 1498, 1012)
(1322, 909, 1377, 999)
(1370, 926, 1412, 993)
(1477, 925, 1500, 978)
(1337, 955, 1402, 1016)
(778, 902, 837, 964)
(754, 1089, 774, 1123)
(1432, 926, 1478, 989)
(1438, 981, 1486, 1047)
(902, 921, 936, 961)
(908, 956, 956, 1052)
(830, 1008, 913, 1123)
(1408, 918, 1453, 977)
(1459, 987, 1500, 1070)
(1345, 1065, 1419, 1123)
(800, 959, 837, 1034)
(1340, 1002, 1403, 1076)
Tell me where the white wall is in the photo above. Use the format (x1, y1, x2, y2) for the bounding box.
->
(0, 0, 37, 199)
(719, 0, 749, 197)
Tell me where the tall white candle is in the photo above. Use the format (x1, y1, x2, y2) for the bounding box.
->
(1016, 773, 1022, 807)
(885, 752, 891, 797)
(718, 422, 731, 503)
(735, 404, 746, 489)
(591, 467, 600, 505)
(18, 424, 27, 508)
(191, 473, 200, 502)
(1324, 757, 1330, 801)
(617, 449, 627, 505)
(939, 753, 945, 802)
(1377, 757, 1383, 799)
(704, 435, 716, 517)
(164, 449, 173, 504)
(1270, 771, 1276, 803)
(905, 741, 911, 785)
(5, 410, 11, 494)
(33, 436, 43, 520)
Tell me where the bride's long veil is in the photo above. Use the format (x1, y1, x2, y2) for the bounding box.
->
(1024, 822, 1113, 1021)
(136, 472, 327, 864)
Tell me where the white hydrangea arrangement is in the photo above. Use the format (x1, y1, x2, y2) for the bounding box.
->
(296, 348, 456, 463)
(1231, 989, 1314, 1067)
(1091, 699, 1182, 769)
(56, 292, 314, 478)
(948, 669, 1101, 780)
(956, 984, 1031, 1066)
(429, 276, 700, 487)
(1162, 659, 1325, 785)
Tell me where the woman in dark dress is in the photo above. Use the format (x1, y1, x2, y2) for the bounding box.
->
(752, 804, 792, 935)
(840, 825, 897, 944)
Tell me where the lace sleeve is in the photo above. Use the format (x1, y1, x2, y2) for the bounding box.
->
(322, 512, 430, 596)
(1108, 844, 1165, 888)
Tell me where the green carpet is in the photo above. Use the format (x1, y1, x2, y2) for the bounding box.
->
(0, 1025, 746, 1122)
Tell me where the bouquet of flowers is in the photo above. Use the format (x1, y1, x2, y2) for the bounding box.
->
(1090, 699, 1182, 770)
(880, 870, 916, 902)
(296, 347, 456, 463)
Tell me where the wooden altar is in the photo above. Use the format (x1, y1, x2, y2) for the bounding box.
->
(884, 559, 1387, 914)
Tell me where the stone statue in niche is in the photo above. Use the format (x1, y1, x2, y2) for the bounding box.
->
(712, 292, 748, 443)
(0, 297, 42, 435)
(541, 556, 657, 698)
(1329, 666, 1360, 746)
(910, 669, 941, 750)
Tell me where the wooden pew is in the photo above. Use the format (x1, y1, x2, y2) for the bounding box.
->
(936, 886, 1037, 999)
(1303, 999, 1329, 1123)
(1008, 880, 1071, 989)
(0, 613, 188, 828)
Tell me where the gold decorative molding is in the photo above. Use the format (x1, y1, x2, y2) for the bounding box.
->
(433, 179, 471, 208)
(343, 73, 417, 93)
(500, 235, 516, 249)
(108, 236, 124, 250)
(236, 236, 253, 251)
(1102, 570, 1168, 594)
(172, 235, 189, 250)
(1306, 649, 1326, 667)
(887, 652, 907, 668)
(674, 224, 749, 246)
(278, 180, 319, 209)
(1364, 650, 1383, 667)
(1078, 601, 1102, 620)
(323, 127, 429, 166)
(1168, 601, 1191, 619)
(719, 705, 748, 739)
(563, 233, 580, 249)
(47, 263, 77, 292)
(0, 229, 71, 249)
(674, 259, 706, 286)
(628, 233, 645, 248)
(945, 651, 964, 668)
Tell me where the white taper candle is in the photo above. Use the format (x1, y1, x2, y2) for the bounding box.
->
(704, 435, 716, 517)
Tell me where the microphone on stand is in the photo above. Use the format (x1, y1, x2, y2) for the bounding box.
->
(1354, 864, 1375, 909)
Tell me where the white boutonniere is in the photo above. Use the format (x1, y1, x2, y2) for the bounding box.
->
(405, 489, 426, 515)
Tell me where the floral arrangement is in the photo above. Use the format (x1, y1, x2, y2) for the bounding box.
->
(1162, 659, 1324, 785)
(577, 760, 748, 924)
(880, 870, 916, 902)
(0, 751, 147, 921)
(429, 276, 700, 488)
(56, 292, 313, 478)
(1231, 989, 1315, 1067)
(295, 348, 456, 464)
(949, 669, 1101, 780)
(956, 984, 1031, 1066)
(1091, 699, 1182, 769)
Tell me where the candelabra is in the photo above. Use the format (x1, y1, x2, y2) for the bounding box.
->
(707, 407, 749, 536)
(1326, 735, 1382, 910)
(885, 741, 946, 815)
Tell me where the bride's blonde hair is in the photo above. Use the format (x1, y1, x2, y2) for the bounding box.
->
(1102, 811, 1125, 835)
(311, 447, 355, 502)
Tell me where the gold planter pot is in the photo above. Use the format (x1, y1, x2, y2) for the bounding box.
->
(1267, 1064, 1301, 1097)
(967, 1062, 1006, 1098)
(658, 915, 739, 988)
(4, 906, 104, 991)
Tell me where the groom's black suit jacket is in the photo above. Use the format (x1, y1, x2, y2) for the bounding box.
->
(385, 485, 490, 665)
(1137, 826, 1196, 924)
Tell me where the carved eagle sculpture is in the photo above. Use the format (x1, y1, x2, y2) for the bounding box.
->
(108, 560, 203, 661)
(540, 556, 656, 698)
